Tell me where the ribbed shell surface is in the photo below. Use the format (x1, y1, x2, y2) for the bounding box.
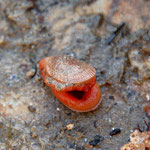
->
(46, 55, 96, 84)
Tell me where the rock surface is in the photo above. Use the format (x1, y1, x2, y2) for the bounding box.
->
(121, 130, 150, 150)
(0, 0, 150, 149)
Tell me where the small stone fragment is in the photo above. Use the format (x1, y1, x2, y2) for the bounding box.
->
(32, 132, 38, 139)
(56, 107, 60, 111)
(26, 69, 35, 78)
(109, 95, 115, 100)
(146, 94, 150, 101)
(30, 127, 35, 132)
(28, 105, 36, 112)
(66, 124, 74, 130)
(109, 128, 121, 136)
(89, 134, 104, 147)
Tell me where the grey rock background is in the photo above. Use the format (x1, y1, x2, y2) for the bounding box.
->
(0, 0, 150, 149)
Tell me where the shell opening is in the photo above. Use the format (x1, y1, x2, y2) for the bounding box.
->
(67, 90, 85, 100)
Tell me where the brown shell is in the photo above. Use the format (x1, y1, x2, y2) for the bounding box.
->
(46, 55, 96, 84)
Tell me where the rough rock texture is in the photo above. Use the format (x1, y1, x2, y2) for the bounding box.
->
(121, 130, 150, 150)
(0, 0, 150, 149)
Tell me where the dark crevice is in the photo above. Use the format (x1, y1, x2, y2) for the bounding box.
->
(67, 90, 85, 100)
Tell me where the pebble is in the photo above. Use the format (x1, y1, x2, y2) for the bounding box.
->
(89, 135, 104, 147)
(28, 105, 36, 112)
(56, 107, 60, 111)
(32, 132, 38, 139)
(30, 127, 36, 132)
(84, 138, 88, 142)
(109, 95, 115, 100)
(109, 128, 121, 136)
(66, 124, 74, 130)
(146, 94, 150, 101)
(26, 69, 35, 78)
